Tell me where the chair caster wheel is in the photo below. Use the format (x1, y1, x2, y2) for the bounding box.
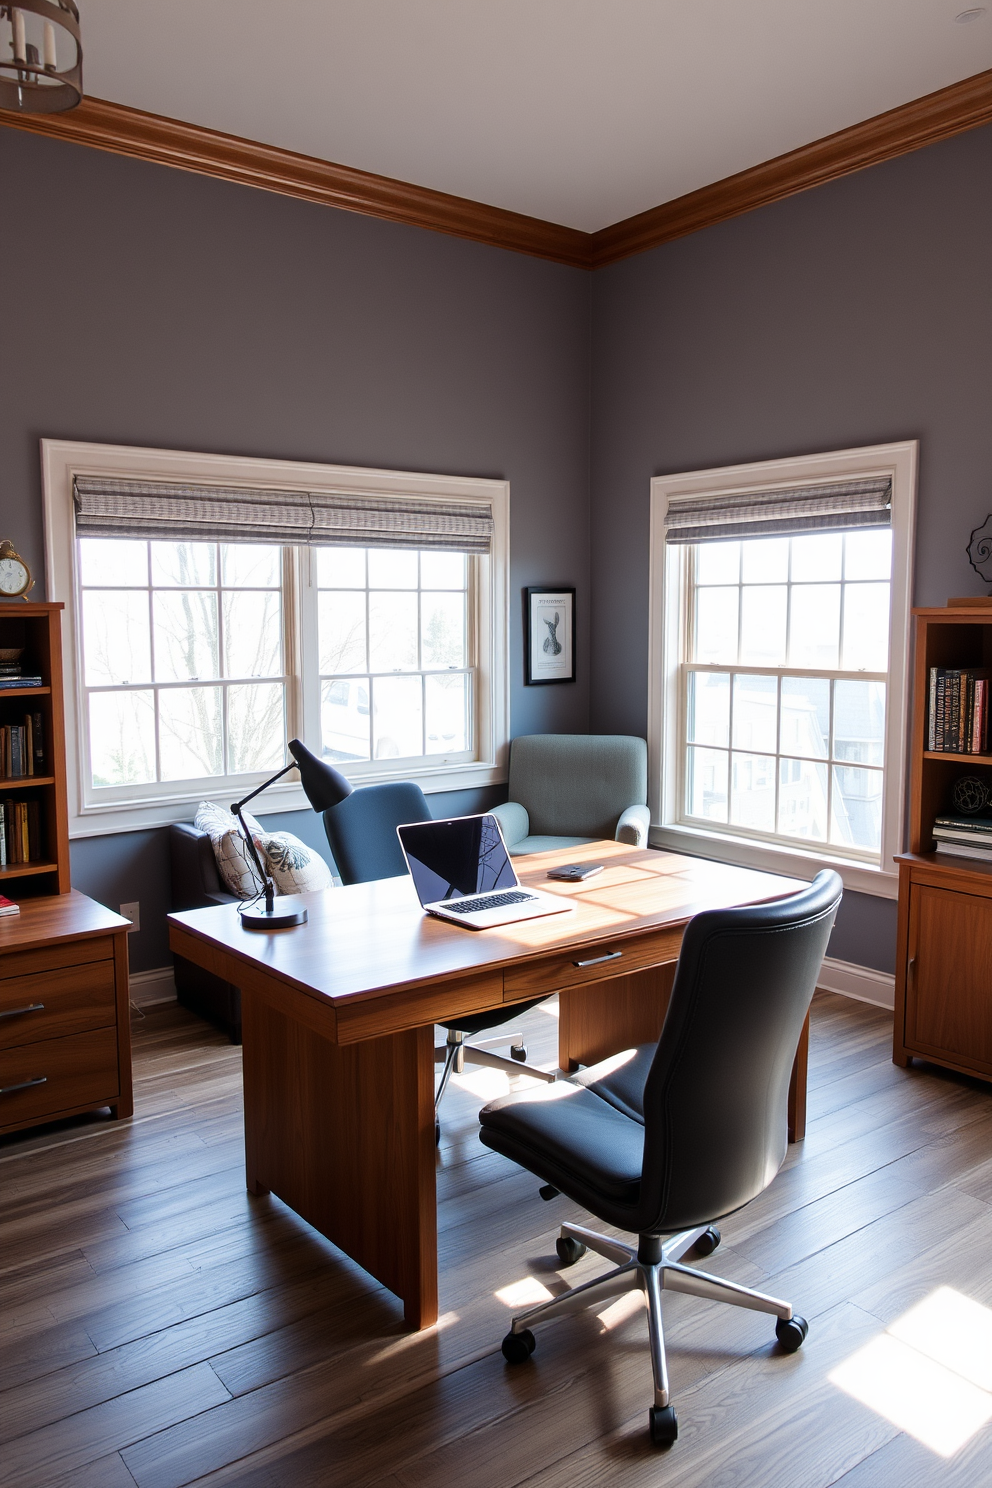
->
(539, 1184, 560, 1201)
(775, 1315, 808, 1352)
(501, 1328, 536, 1364)
(694, 1225, 721, 1257)
(510, 1044, 527, 1062)
(555, 1235, 587, 1267)
(435, 1117, 441, 1146)
(649, 1404, 678, 1445)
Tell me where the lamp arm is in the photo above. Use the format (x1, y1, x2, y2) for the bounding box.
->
(231, 761, 296, 912)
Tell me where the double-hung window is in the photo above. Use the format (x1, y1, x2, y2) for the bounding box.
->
(649, 443, 917, 896)
(42, 442, 509, 836)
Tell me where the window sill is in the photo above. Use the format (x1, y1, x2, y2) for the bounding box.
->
(69, 760, 507, 839)
(650, 822, 898, 899)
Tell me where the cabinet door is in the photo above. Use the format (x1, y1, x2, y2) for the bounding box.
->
(907, 883, 992, 1074)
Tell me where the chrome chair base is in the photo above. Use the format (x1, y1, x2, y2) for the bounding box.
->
(505, 1221, 798, 1413)
(434, 1028, 556, 1115)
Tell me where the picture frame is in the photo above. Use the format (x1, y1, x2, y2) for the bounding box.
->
(525, 586, 575, 685)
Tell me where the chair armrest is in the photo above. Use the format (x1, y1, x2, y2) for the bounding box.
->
(492, 801, 529, 848)
(615, 803, 651, 848)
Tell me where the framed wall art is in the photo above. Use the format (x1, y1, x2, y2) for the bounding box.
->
(525, 586, 575, 685)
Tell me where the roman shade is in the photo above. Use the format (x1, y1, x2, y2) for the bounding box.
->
(73, 477, 494, 553)
(664, 476, 892, 545)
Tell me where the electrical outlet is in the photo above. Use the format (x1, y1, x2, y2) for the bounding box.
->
(120, 901, 140, 933)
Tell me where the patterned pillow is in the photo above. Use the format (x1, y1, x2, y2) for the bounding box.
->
(194, 801, 266, 899)
(252, 829, 334, 895)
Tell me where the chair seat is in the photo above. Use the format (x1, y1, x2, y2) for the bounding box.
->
(508, 834, 597, 856)
(480, 1081, 643, 1205)
(571, 1043, 655, 1123)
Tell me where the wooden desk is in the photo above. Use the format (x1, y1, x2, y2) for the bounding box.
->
(169, 843, 806, 1330)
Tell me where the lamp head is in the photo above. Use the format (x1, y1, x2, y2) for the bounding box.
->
(288, 738, 354, 811)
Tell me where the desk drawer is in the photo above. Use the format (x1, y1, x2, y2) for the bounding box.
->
(0, 1027, 119, 1127)
(0, 960, 117, 1049)
(504, 926, 683, 1000)
(0, 936, 116, 982)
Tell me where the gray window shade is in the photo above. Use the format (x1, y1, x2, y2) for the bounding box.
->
(73, 477, 494, 553)
(664, 476, 892, 545)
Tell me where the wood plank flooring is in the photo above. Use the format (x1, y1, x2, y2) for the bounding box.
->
(3, 990, 992, 1486)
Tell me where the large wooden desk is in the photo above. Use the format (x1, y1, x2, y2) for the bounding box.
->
(169, 843, 806, 1330)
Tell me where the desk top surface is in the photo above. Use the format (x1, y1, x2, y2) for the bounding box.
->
(169, 842, 806, 1008)
(0, 889, 130, 952)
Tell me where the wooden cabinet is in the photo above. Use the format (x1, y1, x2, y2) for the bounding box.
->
(895, 602, 992, 1081)
(0, 603, 132, 1136)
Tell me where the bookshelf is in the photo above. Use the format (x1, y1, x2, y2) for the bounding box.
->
(895, 601, 992, 1083)
(0, 602, 132, 1135)
(0, 602, 69, 893)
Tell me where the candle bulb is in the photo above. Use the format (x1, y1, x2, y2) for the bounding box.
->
(43, 20, 56, 71)
(12, 9, 26, 64)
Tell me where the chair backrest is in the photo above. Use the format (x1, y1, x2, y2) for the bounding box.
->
(507, 734, 647, 838)
(322, 781, 431, 885)
(638, 871, 842, 1234)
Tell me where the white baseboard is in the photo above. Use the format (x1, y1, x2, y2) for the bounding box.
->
(818, 956, 895, 1010)
(129, 965, 177, 1008)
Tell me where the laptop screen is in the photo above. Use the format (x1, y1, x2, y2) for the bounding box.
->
(398, 814, 519, 904)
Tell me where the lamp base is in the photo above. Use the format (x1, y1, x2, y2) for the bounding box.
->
(239, 895, 308, 930)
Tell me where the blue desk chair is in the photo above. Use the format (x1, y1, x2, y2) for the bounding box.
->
(321, 782, 555, 1139)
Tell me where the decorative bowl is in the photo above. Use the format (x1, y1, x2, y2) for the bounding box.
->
(0, 648, 24, 662)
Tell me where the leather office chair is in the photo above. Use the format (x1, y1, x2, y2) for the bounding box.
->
(321, 782, 556, 1139)
(479, 869, 842, 1445)
(491, 733, 650, 854)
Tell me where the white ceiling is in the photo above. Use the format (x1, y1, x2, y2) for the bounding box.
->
(78, 0, 992, 233)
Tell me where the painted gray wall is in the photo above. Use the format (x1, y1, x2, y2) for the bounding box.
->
(590, 123, 992, 973)
(0, 128, 591, 970)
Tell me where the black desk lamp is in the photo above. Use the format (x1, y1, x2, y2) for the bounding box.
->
(232, 738, 353, 930)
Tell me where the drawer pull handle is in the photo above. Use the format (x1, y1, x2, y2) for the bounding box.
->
(0, 1076, 47, 1096)
(572, 950, 623, 968)
(0, 1003, 45, 1019)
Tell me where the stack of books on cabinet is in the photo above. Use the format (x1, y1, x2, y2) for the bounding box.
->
(931, 815, 992, 862)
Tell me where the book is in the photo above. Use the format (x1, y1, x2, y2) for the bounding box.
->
(0, 803, 5, 868)
(934, 840, 992, 862)
(0, 677, 42, 689)
(31, 711, 43, 773)
(0, 894, 19, 916)
(27, 799, 40, 861)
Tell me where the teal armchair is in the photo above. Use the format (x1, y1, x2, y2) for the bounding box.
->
(492, 734, 650, 855)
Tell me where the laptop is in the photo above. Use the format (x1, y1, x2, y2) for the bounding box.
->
(396, 813, 575, 930)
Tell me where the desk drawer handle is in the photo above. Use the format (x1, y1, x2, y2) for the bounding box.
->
(0, 1003, 45, 1019)
(0, 1076, 47, 1096)
(572, 950, 623, 969)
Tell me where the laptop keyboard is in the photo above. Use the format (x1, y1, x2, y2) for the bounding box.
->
(441, 890, 537, 915)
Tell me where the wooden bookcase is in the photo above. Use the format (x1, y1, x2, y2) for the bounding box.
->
(895, 602, 992, 1082)
(0, 602, 132, 1134)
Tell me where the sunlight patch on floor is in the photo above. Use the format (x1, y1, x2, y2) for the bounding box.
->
(829, 1287, 992, 1456)
(597, 1288, 646, 1331)
(496, 1277, 555, 1309)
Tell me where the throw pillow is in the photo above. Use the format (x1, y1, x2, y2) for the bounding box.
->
(194, 801, 266, 900)
(253, 829, 334, 895)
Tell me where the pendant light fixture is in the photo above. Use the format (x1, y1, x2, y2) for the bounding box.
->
(1, 2, 82, 113)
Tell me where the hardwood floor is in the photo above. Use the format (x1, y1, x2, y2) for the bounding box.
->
(3, 990, 992, 1486)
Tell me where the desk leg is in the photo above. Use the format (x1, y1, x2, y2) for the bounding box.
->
(242, 994, 438, 1330)
(788, 1012, 809, 1144)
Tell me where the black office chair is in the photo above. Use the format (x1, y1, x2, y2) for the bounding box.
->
(479, 869, 842, 1445)
(321, 782, 556, 1139)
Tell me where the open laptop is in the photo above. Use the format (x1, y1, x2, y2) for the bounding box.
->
(397, 813, 575, 929)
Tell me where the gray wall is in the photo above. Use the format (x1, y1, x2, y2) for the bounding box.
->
(1, 128, 591, 970)
(590, 124, 992, 972)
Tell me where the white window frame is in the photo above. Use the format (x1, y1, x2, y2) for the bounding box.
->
(42, 439, 510, 837)
(647, 441, 917, 899)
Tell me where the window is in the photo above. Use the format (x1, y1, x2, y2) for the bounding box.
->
(42, 442, 509, 836)
(649, 443, 917, 896)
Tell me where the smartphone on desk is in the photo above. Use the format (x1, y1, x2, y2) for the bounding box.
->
(546, 863, 605, 882)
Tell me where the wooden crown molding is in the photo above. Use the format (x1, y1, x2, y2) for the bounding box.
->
(2, 68, 991, 271)
(0, 95, 591, 269)
(590, 66, 992, 267)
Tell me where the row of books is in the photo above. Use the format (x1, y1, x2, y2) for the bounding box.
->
(0, 660, 42, 691)
(928, 668, 991, 754)
(932, 815, 992, 861)
(0, 713, 44, 780)
(0, 799, 43, 866)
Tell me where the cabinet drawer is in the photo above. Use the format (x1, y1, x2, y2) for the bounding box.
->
(0, 960, 117, 1049)
(504, 926, 683, 999)
(0, 1026, 119, 1127)
(0, 936, 116, 982)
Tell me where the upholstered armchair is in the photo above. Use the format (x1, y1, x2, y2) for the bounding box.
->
(491, 734, 650, 855)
